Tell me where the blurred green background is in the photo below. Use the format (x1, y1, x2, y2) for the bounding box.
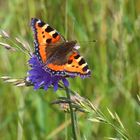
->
(0, 0, 140, 140)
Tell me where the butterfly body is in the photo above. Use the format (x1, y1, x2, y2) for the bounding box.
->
(31, 18, 91, 78)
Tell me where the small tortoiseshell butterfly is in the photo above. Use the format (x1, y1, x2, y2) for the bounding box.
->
(31, 18, 91, 78)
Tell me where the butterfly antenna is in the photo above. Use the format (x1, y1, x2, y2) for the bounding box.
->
(78, 40, 97, 43)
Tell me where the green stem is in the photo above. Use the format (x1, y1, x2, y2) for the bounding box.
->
(65, 86, 77, 140)
(65, 114, 68, 140)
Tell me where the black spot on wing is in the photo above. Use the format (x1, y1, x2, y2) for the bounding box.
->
(38, 21, 45, 27)
(45, 26, 54, 32)
(68, 59, 73, 64)
(46, 38, 52, 44)
(82, 65, 88, 72)
(52, 32, 58, 38)
(74, 54, 80, 59)
(78, 58, 85, 65)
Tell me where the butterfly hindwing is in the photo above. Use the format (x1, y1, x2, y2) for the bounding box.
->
(65, 52, 90, 76)
(47, 52, 91, 77)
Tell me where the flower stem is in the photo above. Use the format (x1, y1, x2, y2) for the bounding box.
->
(65, 86, 77, 140)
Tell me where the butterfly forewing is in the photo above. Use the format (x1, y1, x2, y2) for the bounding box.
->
(31, 18, 64, 62)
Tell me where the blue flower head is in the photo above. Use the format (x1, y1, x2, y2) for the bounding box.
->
(27, 55, 69, 91)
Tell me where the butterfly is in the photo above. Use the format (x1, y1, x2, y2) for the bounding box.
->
(31, 18, 91, 78)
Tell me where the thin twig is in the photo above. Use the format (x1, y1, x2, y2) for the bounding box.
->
(65, 86, 77, 140)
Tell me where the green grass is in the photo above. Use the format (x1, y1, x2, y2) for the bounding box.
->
(0, 0, 140, 139)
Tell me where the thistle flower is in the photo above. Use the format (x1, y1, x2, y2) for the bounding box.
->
(27, 55, 69, 91)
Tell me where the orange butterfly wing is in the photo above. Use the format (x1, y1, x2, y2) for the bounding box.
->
(47, 52, 91, 77)
(31, 18, 64, 63)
